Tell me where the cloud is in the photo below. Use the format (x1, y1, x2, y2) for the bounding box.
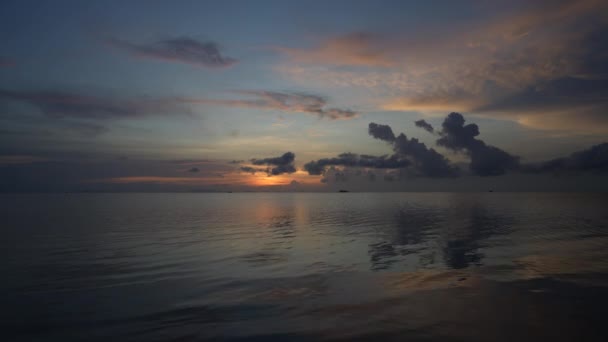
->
(188, 167, 200, 172)
(369, 122, 458, 177)
(524, 142, 608, 174)
(473, 76, 608, 131)
(304, 123, 456, 178)
(182, 91, 357, 120)
(436, 112, 519, 176)
(0, 155, 48, 165)
(169, 159, 213, 165)
(63, 121, 109, 136)
(318, 167, 395, 185)
(278, 0, 608, 132)
(276, 32, 393, 67)
(251, 151, 295, 166)
(105, 36, 237, 68)
(414, 119, 434, 133)
(0, 89, 192, 119)
(393, 133, 458, 178)
(267, 164, 296, 175)
(239, 166, 266, 174)
(249, 151, 297, 175)
(303, 152, 410, 175)
(368, 122, 396, 142)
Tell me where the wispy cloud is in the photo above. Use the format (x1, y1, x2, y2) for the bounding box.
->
(0, 89, 192, 120)
(0, 155, 48, 165)
(62, 121, 109, 136)
(182, 90, 357, 120)
(277, 0, 608, 132)
(276, 32, 393, 67)
(105, 36, 237, 68)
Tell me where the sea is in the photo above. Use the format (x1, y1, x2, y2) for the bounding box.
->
(2, 192, 608, 341)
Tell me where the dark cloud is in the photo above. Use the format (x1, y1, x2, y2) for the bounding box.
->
(106, 36, 237, 68)
(368, 122, 396, 142)
(414, 119, 434, 133)
(303, 152, 410, 175)
(524, 143, 608, 174)
(188, 167, 200, 173)
(369, 122, 458, 177)
(229, 160, 244, 164)
(320, 167, 395, 184)
(306, 123, 456, 178)
(182, 91, 358, 120)
(319, 108, 358, 120)
(319, 166, 350, 183)
(268, 164, 296, 175)
(476, 77, 608, 114)
(250, 152, 297, 175)
(0, 89, 191, 120)
(436, 112, 519, 176)
(252, 151, 295, 166)
(240, 166, 265, 174)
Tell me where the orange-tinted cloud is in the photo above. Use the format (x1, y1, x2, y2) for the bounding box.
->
(276, 0, 608, 133)
(276, 32, 394, 67)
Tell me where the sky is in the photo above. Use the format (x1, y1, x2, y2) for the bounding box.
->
(1, 0, 607, 192)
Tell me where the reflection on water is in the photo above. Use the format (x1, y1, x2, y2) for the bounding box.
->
(1, 193, 608, 341)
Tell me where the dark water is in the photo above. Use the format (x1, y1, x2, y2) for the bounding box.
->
(2, 193, 608, 341)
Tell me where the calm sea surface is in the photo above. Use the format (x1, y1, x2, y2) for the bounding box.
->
(2, 193, 608, 341)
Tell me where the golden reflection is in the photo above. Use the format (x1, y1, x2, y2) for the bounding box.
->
(383, 269, 482, 293)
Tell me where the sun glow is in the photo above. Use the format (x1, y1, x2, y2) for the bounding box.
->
(87, 169, 321, 190)
(249, 174, 291, 186)
(242, 170, 320, 187)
